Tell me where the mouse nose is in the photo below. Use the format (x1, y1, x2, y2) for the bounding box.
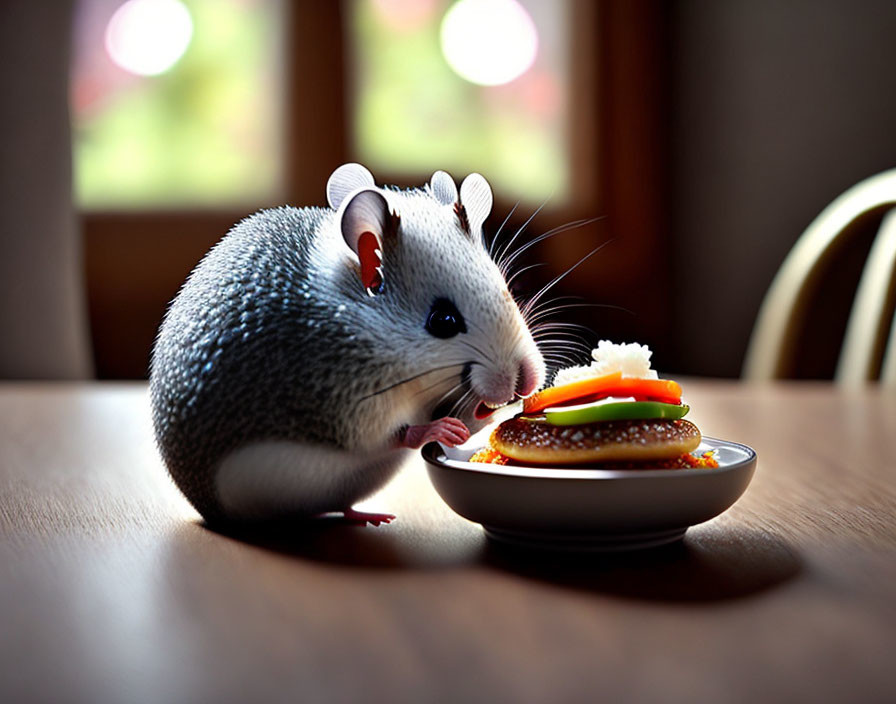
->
(515, 358, 540, 398)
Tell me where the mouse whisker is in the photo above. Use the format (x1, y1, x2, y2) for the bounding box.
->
(532, 321, 595, 336)
(525, 300, 634, 326)
(536, 336, 590, 352)
(433, 378, 465, 404)
(521, 294, 586, 320)
(412, 372, 466, 399)
(432, 380, 468, 417)
(538, 353, 588, 373)
(487, 201, 519, 259)
(359, 362, 467, 401)
(532, 332, 594, 359)
(456, 336, 496, 362)
(532, 334, 593, 358)
(461, 388, 482, 419)
(494, 198, 549, 270)
(520, 241, 613, 320)
(533, 334, 592, 351)
(537, 346, 592, 364)
(505, 262, 548, 289)
(530, 321, 594, 339)
(499, 221, 585, 278)
(500, 217, 604, 277)
(539, 350, 583, 368)
(447, 385, 478, 420)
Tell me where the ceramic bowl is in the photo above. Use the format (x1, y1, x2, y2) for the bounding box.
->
(422, 437, 757, 551)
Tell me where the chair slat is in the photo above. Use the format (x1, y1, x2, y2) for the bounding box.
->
(881, 293, 896, 386)
(836, 209, 896, 384)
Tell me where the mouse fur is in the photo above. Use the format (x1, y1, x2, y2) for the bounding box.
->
(149, 165, 545, 525)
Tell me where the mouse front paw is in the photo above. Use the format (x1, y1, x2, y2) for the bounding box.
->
(400, 417, 471, 449)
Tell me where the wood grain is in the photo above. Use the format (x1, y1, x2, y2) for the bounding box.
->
(1, 382, 895, 703)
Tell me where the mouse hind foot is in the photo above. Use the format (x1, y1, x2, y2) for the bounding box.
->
(338, 508, 396, 527)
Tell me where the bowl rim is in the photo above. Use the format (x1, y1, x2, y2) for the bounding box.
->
(421, 435, 756, 481)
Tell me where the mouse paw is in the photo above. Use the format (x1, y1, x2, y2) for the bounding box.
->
(401, 417, 471, 449)
(342, 508, 396, 527)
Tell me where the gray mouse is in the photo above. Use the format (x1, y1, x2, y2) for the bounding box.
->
(149, 163, 545, 526)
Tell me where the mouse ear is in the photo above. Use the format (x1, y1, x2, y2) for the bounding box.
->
(429, 170, 457, 206)
(459, 173, 493, 240)
(327, 163, 376, 210)
(338, 188, 399, 296)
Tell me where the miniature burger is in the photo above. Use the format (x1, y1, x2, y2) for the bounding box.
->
(471, 341, 719, 469)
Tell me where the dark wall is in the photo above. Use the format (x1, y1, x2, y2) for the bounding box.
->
(0, 1, 92, 378)
(668, 0, 896, 377)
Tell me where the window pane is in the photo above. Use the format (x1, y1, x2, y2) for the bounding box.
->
(350, 0, 571, 204)
(71, 0, 284, 209)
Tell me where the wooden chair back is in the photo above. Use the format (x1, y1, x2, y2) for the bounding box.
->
(743, 169, 896, 384)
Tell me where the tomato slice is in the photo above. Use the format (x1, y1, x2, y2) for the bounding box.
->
(596, 377, 682, 405)
(523, 372, 622, 413)
(523, 372, 682, 414)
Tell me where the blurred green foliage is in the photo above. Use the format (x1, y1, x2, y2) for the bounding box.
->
(352, 0, 567, 203)
(74, 0, 281, 209)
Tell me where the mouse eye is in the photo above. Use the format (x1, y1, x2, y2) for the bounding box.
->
(425, 298, 467, 338)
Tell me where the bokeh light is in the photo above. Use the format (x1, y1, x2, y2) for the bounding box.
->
(440, 0, 538, 86)
(105, 0, 194, 76)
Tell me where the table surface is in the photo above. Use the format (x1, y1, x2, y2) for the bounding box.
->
(1, 381, 895, 704)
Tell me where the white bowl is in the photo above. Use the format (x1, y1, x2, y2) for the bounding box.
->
(422, 437, 757, 552)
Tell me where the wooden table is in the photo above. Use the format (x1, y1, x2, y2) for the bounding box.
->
(1, 382, 894, 703)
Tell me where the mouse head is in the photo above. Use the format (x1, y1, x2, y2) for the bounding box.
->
(327, 163, 546, 427)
